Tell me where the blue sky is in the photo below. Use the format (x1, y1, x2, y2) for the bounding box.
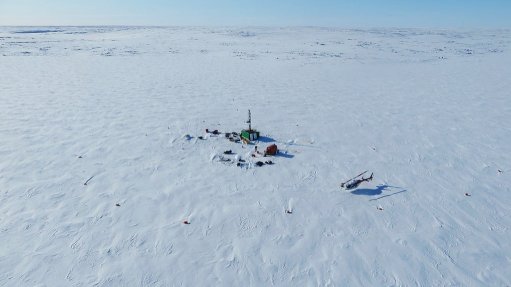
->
(0, 0, 509, 28)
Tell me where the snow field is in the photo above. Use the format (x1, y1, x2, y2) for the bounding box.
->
(0, 27, 510, 286)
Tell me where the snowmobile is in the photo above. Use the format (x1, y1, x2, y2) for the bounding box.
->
(341, 171, 373, 190)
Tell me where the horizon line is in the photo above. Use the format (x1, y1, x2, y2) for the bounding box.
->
(1, 25, 510, 31)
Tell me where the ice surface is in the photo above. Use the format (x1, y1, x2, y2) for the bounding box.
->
(0, 26, 510, 286)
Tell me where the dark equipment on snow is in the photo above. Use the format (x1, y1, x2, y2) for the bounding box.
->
(226, 131, 241, 143)
(206, 129, 220, 135)
(341, 171, 373, 190)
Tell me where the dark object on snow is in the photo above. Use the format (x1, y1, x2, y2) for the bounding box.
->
(183, 220, 190, 225)
(116, 203, 121, 207)
(265, 144, 278, 156)
(265, 160, 274, 165)
(239, 159, 245, 162)
(227, 131, 241, 143)
(465, 193, 471, 197)
(198, 136, 204, 140)
(341, 171, 373, 190)
(206, 129, 220, 135)
(285, 209, 292, 214)
(84, 176, 94, 186)
(224, 150, 233, 155)
(255, 161, 264, 167)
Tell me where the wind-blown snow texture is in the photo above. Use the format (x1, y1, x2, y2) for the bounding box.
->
(1, 27, 510, 286)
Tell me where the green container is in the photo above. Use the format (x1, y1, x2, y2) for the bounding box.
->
(241, 130, 260, 141)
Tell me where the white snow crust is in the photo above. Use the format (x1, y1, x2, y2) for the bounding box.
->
(1, 26, 511, 286)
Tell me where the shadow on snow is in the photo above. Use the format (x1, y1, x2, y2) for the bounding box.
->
(351, 184, 407, 201)
(257, 136, 276, 143)
(275, 151, 294, 159)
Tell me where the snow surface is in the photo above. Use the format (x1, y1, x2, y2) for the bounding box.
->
(1, 26, 511, 286)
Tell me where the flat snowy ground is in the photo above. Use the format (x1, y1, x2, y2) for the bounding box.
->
(1, 27, 510, 286)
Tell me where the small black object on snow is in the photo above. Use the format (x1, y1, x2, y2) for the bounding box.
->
(224, 150, 233, 155)
(116, 203, 120, 207)
(265, 160, 274, 165)
(255, 161, 264, 167)
(206, 129, 220, 135)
